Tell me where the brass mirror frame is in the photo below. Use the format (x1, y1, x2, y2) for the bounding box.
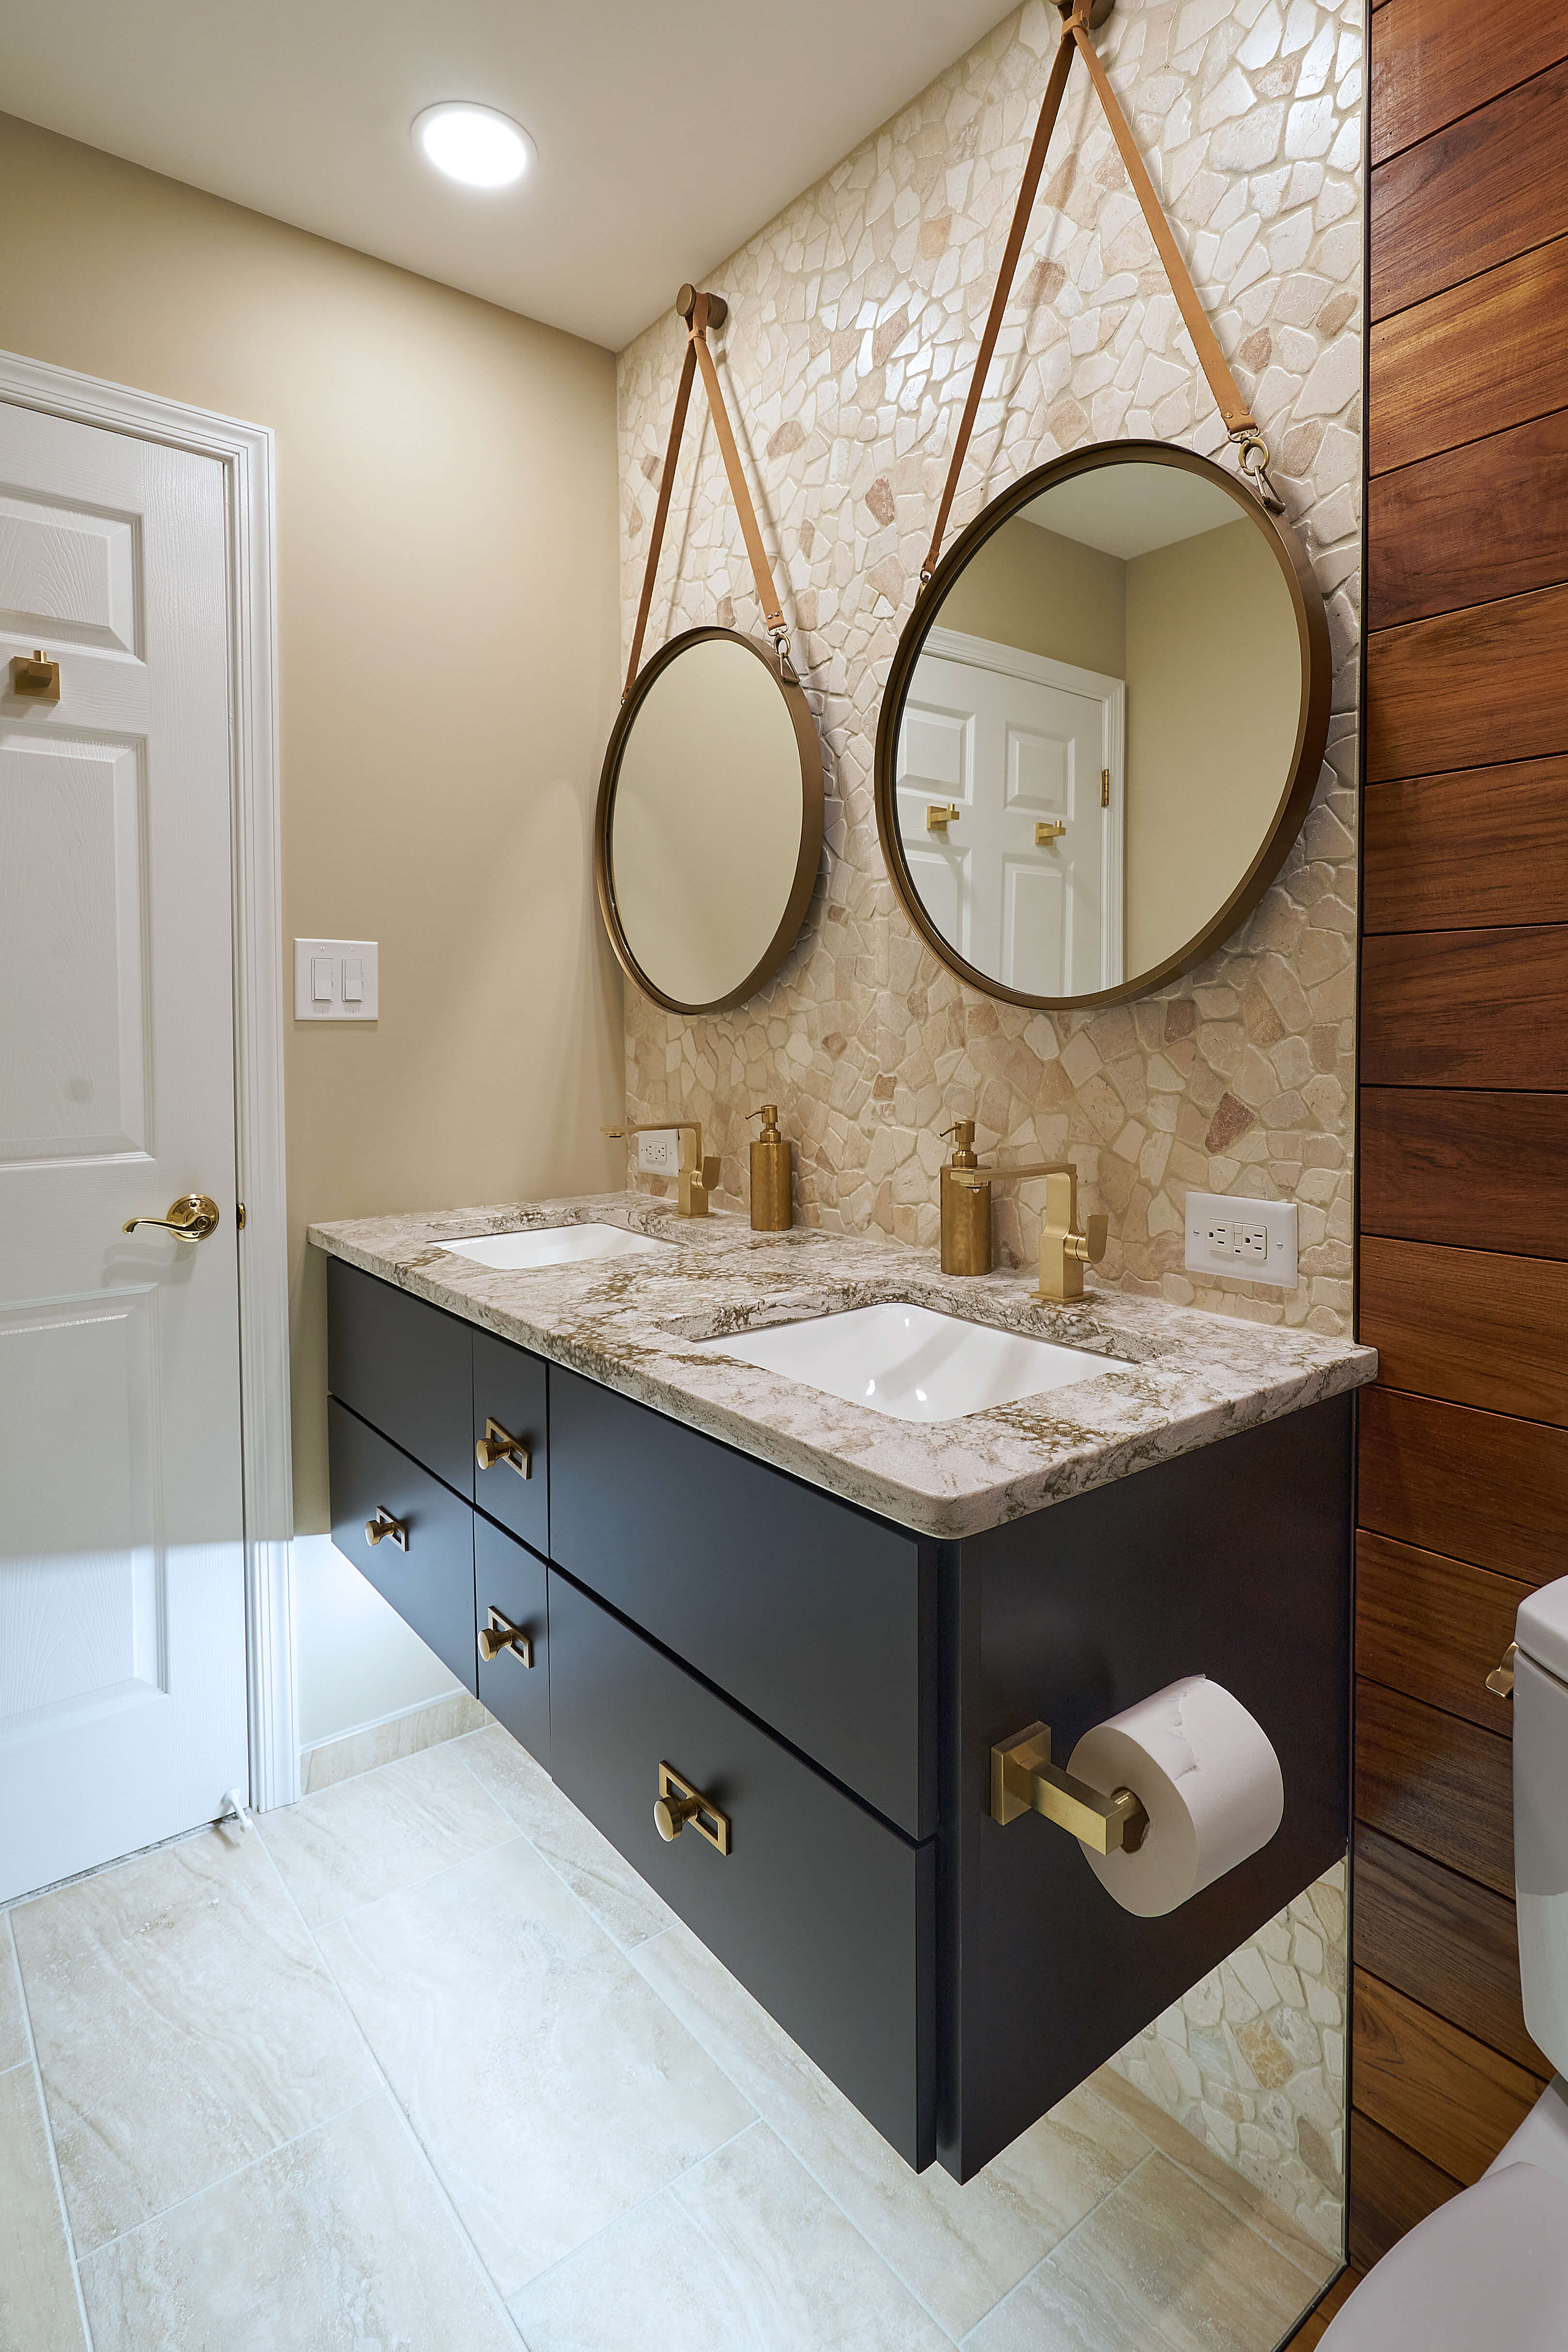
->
(873, 440, 1332, 1013)
(595, 624, 825, 1017)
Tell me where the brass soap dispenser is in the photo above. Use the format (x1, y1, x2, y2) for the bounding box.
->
(940, 1119, 991, 1276)
(748, 1104, 793, 1231)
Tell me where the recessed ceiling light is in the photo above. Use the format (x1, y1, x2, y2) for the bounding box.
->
(412, 103, 533, 190)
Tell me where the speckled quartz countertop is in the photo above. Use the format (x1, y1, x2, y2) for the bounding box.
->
(308, 1195, 1376, 1540)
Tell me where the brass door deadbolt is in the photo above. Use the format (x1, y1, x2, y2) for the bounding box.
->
(122, 1193, 221, 1243)
(1486, 1641, 1518, 1700)
(653, 1761, 731, 1855)
(365, 1507, 409, 1552)
(990, 1722, 1149, 1855)
(475, 1417, 531, 1478)
(9, 649, 60, 702)
(478, 1607, 533, 1668)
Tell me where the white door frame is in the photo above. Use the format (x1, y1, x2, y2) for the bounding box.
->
(0, 347, 297, 1812)
(922, 624, 1126, 988)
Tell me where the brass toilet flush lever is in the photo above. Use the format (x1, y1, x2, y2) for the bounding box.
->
(603, 1121, 720, 1217)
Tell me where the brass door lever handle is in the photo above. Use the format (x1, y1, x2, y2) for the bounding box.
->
(122, 1193, 221, 1243)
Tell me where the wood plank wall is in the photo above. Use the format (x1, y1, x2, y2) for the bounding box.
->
(1354, 0, 1568, 2271)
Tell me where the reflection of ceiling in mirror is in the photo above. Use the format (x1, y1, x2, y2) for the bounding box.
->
(1018, 466, 1239, 561)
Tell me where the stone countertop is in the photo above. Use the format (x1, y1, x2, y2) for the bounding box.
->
(307, 1195, 1376, 1541)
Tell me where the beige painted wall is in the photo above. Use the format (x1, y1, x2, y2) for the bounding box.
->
(1124, 521, 1303, 976)
(938, 517, 1125, 677)
(0, 112, 624, 1531)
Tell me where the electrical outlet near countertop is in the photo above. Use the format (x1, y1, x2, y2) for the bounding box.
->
(1184, 1192, 1298, 1289)
(636, 1129, 681, 1176)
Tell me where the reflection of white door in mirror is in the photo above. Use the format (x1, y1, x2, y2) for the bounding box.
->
(895, 627, 1124, 997)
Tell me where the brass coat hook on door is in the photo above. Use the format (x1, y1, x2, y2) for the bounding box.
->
(122, 1193, 221, 1243)
(9, 649, 60, 702)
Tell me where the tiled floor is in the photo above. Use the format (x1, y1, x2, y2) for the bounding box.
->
(0, 1725, 1336, 2351)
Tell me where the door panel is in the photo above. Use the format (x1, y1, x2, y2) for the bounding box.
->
(0, 395, 246, 1904)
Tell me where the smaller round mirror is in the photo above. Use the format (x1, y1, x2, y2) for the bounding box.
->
(596, 627, 824, 1015)
(875, 441, 1330, 1010)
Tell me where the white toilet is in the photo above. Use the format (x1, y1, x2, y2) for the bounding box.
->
(1323, 1576, 1568, 2347)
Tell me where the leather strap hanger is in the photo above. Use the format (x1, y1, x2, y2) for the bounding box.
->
(624, 285, 792, 699)
(921, 0, 1279, 588)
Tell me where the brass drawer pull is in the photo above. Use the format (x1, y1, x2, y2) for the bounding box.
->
(654, 1761, 731, 1856)
(365, 1507, 409, 1552)
(990, 1722, 1148, 1854)
(479, 1606, 533, 1668)
(475, 1417, 532, 1478)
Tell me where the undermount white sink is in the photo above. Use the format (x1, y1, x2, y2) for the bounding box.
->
(441, 1223, 672, 1271)
(689, 1301, 1131, 1424)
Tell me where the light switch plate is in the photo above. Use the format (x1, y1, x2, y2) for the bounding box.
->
(294, 939, 378, 1020)
(1184, 1191, 1297, 1289)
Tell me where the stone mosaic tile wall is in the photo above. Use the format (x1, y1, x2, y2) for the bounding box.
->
(1114, 1863, 1348, 2254)
(616, 0, 1364, 1336)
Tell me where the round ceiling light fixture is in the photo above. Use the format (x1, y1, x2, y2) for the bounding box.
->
(412, 103, 533, 190)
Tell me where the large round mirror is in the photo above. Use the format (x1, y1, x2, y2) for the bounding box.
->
(596, 627, 824, 1014)
(874, 441, 1330, 1009)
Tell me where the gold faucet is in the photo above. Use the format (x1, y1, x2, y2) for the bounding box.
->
(950, 1160, 1108, 1302)
(603, 1122, 721, 1217)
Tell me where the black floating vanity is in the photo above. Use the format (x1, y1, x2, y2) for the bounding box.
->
(324, 1243, 1359, 2182)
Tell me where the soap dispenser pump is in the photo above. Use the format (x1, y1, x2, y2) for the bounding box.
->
(940, 1118, 992, 1276)
(747, 1105, 793, 1231)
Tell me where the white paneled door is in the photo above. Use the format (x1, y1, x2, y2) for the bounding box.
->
(897, 627, 1124, 998)
(0, 397, 248, 1903)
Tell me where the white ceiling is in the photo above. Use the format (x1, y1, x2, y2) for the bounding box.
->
(0, 0, 1014, 351)
(1020, 467, 1240, 560)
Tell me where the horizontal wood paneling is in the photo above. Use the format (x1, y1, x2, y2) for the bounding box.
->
(1360, 1235, 1568, 1425)
(1366, 412, 1568, 627)
(1352, 1970, 1543, 2183)
(1370, 61, 1568, 320)
(1370, 0, 1568, 163)
(1361, 757, 1568, 929)
(1369, 238, 1568, 474)
(1366, 584, 1568, 779)
(1355, 1678, 1513, 1897)
(1359, 1089, 1568, 1259)
(1358, 1387, 1568, 1584)
(1356, 1532, 1526, 1734)
(1355, 1827, 1545, 2071)
(1360, 927, 1568, 1087)
(1347, 2110, 1461, 2271)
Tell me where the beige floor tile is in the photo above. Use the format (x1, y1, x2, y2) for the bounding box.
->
(511, 2119, 953, 2352)
(0, 2065, 88, 2352)
(11, 1826, 376, 2253)
(257, 1740, 515, 1926)
(1089, 2067, 1337, 2286)
(301, 1691, 491, 1794)
(318, 1836, 753, 2299)
(963, 2241, 1180, 2352)
(0, 1909, 28, 2070)
(79, 2091, 519, 2352)
(633, 1921, 1151, 2340)
(457, 1725, 676, 1949)
(1048, 2150, 1319, 2352)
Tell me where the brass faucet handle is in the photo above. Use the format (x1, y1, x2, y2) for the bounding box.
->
(1067, 1214, 1108, 1265)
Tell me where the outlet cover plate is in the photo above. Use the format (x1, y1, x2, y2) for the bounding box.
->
(636, 1129, 680, 1175)
(294, 939, 378, 1020)
(1184, 1191, 1297, 1289)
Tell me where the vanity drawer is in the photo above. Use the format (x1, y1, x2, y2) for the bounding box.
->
(328, 1398, 477, 1694)
(549, 1569, 934, 2170)
(327, 1257, 474, 1497)
(475, 1516, 549, 1768)
(472, 1327, 548, 1554)
(549, 1366, 935, 1838)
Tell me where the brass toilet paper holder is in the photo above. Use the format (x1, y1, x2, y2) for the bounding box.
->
(990, 1722, 1149, 1854)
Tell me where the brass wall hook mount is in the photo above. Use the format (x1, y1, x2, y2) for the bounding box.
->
(9, 649, 60, 702)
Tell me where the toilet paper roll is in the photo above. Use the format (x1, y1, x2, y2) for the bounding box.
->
(1066, 1675, 1283, 1918)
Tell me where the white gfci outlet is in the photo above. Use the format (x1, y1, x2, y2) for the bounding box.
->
(1184, 1191, 1298, 1289)
(636, 1129, 681, 1175)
